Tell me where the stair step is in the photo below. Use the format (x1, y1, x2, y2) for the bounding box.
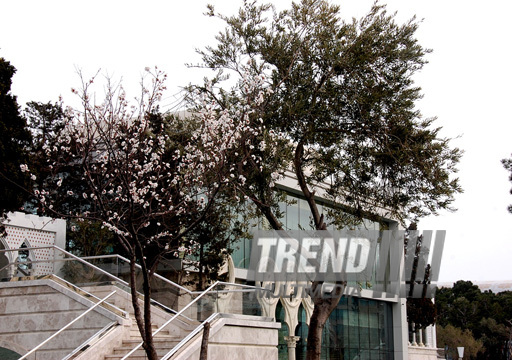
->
(105, 343, 178, 359)
(129, 328, 171, 335)
(105, 355, 155, 360)
(112, 344, 176, 355)
(80, 287, 192, 360)
(122, 337, 181, 345)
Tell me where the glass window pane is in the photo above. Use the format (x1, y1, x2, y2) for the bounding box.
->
(298, 198, 311, 229)
(286, 195, 299, 230)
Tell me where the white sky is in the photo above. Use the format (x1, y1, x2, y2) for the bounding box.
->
(2, 0, 512, 283)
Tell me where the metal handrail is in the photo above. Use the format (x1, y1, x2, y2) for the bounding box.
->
(120, 281, 220, 360)
(1, 246, 271, 304)
(160, 312, 220, 360)
(1, 248, 186, 318)
(1, 246, 184, 316)
(48, 273, 128, 318)
(63, 321, 118, 360)
(81, 253, 192, 294)
(19, 290, 117, 360)
(0, 247, 192, 295)
(0, 245, 131, 287)
(1, 246, 203, 323)
(79, 255, 271, 295)
(120, 280, 272, 359)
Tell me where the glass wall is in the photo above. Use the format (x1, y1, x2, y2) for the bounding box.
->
(294, 298, 394, 360)
(231, 191, 384, 273)
(330, 297, 393, 360)
(230, 191, 396, 359)
(296, 305, 309, 359)
(231, 236, 252, 269)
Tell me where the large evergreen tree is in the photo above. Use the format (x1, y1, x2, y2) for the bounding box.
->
(0, 57, 32, 215)
(192, 1, 462, 358)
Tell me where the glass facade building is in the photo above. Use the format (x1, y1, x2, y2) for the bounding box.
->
(231, 192, 381, 270)
(231, 189, 401, 359)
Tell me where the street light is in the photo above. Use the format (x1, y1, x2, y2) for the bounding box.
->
(457, 346, 464, 360)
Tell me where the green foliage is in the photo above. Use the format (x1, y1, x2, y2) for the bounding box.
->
(24, 101, 74, 214)
(436, 281, 512, 359)
(179, 193, 251, 290)
(437, 324, 484, 360)
(198, 0, 461, 227)
(25, 101, 66, 148)
(407, 298, 436, 329)
(67, 219, 116, 257)
(436, 281, 481, 329)
(0, 57, 32, 214)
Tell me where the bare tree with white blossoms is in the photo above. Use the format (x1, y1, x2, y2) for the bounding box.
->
(19, 67, 272, 360)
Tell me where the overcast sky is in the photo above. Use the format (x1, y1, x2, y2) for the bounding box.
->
(2, 0, 512, 283)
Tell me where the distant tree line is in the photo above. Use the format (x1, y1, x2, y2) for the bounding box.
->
(436, 280, 512, 360)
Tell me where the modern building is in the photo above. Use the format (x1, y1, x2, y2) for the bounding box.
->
(229, 171, 440, 360)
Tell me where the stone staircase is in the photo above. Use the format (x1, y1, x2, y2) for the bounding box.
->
(105, 337, 181, 360)
(0, 277, 127, 360)
(81, 285, 197, 360)
(0, 277, 280, 360)
(103, 306, 183, 360)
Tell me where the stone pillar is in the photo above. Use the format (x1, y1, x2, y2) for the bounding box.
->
(417, 326, 424, 346)
(284, 336, 300, 360)
(411, 323, 417, 346)
(423, 327, 429, 347)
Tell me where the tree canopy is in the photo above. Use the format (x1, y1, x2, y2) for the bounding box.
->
(0, 57, 32, 215)
(502, 155, 512, 213)
(197, 0, 461, 226)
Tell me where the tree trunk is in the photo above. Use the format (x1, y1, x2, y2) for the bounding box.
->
(199, 321, 211, 360)
(141, 255, 158, 360)
(142, 271, 158, 359)
(129, 251, 158, 360)
(306, 281, 344, 360)
(295, 141, 343, 360)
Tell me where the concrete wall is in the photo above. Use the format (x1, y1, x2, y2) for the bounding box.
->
(408, 346, 440, 360)
(174, 314, 280, 360)
(0, 278, 125, 360)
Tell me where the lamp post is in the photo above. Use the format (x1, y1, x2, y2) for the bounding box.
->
(457, 346, 464, 360)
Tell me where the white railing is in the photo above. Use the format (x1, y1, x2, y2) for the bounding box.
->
(80, 253, 191, 294)
(120, 281, 272, 359)
(0, 246, 187, 317)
